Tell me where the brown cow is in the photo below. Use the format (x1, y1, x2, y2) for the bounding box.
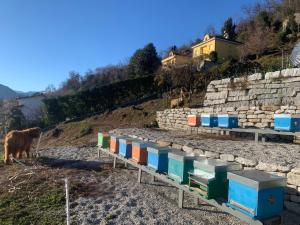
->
(4, 127, 41, 164)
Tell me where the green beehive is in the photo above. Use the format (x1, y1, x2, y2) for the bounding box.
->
(168, 151, 195, 184)
(189, 158, 241, 200)
(98, 132, 110, 149)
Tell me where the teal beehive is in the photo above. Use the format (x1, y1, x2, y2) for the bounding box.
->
(168, 151, 195, 184)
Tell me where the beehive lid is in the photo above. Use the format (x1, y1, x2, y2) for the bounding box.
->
(188, 115, 198, 118)
(168, 150, 196, 161)
(201, 114, 215, 118)
(132, 140, 156, 148)
(119, 138, 136, 144)
(217, 114, 238, 118)
(228, 170, 286, 190)
(110, 135, 127, 140)
(274, 114, 300, 119)
(147, 146, 170, 154)
(194, 158, 241, 173)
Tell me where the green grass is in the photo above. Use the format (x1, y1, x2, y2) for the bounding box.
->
(0, 180, 65, 225)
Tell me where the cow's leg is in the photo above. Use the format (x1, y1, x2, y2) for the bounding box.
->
(4, 145, 10, 164)
(25, 148, 31, 158)
(17, 150, 22, 159)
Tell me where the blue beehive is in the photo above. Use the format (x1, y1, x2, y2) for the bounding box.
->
(218, 114, 239, 128)
(147, 145, 171, 173)
(227, 170, 286, 220)
(274, 114, 300, 132)
(119, 137, 134, 158)
(201, 114, 218, 127)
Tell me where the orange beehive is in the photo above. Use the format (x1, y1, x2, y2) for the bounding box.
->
(132, 141, 154, 164)
(188, 115, 200, 127)
(110, 135, 126, 154)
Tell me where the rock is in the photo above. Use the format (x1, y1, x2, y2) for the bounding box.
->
(287, 172, 300, 186)
(256, 162, 278, 172)
(205, 151, 220, 159)
(182, 145, 194, 153)
(220, 154, 235, 162)
(261, 106, 280, 111)
(157, 140, 172, 147)
(172, 143, 183, 150)
(193, 148, 204, 155)
(291, 168, 300, 175)
(235, 157, 257, 167)
(277, 165, 291, 173)
(285, 185, 298, 195)
(248, 73, 263, 81)
(291, 195, 300, 203)
(284, 201, 300, 215)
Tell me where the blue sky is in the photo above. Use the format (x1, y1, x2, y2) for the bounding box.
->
(0, 0, 260, 92)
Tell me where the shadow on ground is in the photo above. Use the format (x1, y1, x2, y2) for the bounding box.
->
(38, 157, 102, 171)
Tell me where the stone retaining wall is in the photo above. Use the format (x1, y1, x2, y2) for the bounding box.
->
(157, 68, 300, 130)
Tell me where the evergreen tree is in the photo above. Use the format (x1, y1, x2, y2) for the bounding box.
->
(221, 17, 237, 40)
(128, 43, 161, 78)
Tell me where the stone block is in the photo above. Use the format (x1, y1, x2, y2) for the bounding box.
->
(205, 151, 220, 159)
(193, 148, 204, 155)
(172, 143, 183, 150)
(237, 106, 249, 111)
(265, 71, 282, 80)
(285, 185, 298, 195)
(261, 106, 280, 111)
(284, 201, 300, 215)
(287, 172, 300, 186)
(235, 157, 257, 167)
(277, 165, 292, 173)
(220, 154, 235, 162)
(248, 73, 263, 81)
(256, 162, 278, 172)
(291, 168, 300, 175)
(291, 195, 300, 203)
(182, 145, 194, 153)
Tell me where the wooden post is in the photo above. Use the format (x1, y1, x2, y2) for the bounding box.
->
(35, 132, 43, 157)
(97, 147, 101, 159)
(254, 132, 259, 142)
(194, 197, 199, 206)
(178, 189, 184, 208)
(138, 168, 142, 183)
(151, 175, 155, 183)
(113, 157, 117, 168)
(65, 178, 70, 225)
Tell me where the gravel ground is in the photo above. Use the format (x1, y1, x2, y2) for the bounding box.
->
(39, 146, 300, 225)
(111, 128, 300, 167)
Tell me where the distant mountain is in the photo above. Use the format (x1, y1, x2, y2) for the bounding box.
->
(15, 91, 38, 97)
(0, 84, 18, 100)
(0, 84, 38, 100)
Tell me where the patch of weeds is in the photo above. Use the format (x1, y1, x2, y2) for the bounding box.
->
(0, 185, 65, 225)
(105, 214, 117, 221)
(79, 126, 93, 137)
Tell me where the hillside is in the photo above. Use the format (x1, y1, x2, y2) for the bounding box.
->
(40, 93, 205, 148)
(0, 84, 18, 100)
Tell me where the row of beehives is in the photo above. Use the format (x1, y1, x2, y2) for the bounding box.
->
(98, 132, 286, 221)
(188, 113, 300, 132)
